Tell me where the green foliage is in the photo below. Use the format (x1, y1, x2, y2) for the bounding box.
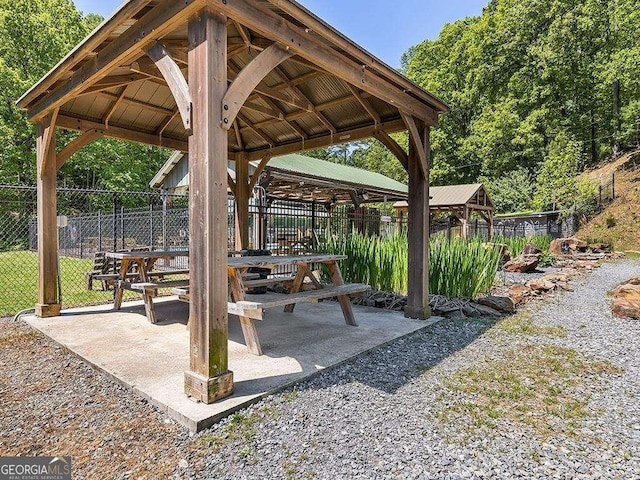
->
(480, 168, 534, 213)
(400, 0, 640, 208)
(0, 0, 172, 190)
(533, 132, 582, 211)
(493, 235, 553, 258)
(321, 232, 502, 298)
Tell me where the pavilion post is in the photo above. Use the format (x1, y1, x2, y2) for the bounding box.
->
(405, 120, 431, 320)
(184, 9, 233, 403)
(35, 117, 61, 318)
(235, 153, 250, 250)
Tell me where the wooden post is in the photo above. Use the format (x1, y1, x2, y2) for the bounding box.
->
(405, 120, 431, 320)
(184, 9, 233, 404)
(235, 153, 250, 250)
(35, 118, 61, 317)
(461, 206, 469, 239)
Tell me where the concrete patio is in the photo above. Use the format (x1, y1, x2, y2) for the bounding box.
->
(25, 298, 439, 432)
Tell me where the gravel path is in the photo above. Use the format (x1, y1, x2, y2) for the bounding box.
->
(1, 259, 639, 479)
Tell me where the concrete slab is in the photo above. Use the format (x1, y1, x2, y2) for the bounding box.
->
(25, 298, 440, 432)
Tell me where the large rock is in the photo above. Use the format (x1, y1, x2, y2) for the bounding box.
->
(549, 237, 588, 256)
(522, 243, 543, 255)
(503, 254, 540, 273)
(612, 298, 640, 319)
(613, 284, 640, 301)
(627, 276, 640, 286)
(476, 295, 516, 314)
(483, 242, 511, 263)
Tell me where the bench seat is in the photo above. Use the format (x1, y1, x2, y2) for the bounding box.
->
(173, 283, 369, 320)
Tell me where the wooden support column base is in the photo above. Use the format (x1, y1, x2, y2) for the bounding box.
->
(184, 370, 234, 404)
(35, 303, 61, 318)
(404, 305, 431, 320)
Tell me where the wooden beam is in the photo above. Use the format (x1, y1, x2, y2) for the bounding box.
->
(56, 130, 103, 170)
(185, 8, 233, 404)
(103, 85, 129, 126)
(56, 114, 189, 153)
(145, 42, 192, 131)
(35, 120, 60, 317)
(266, 0, 449, 114)
(234, 153, 250, 250)
(405, 121, 430, 320)
(26, 0, 203, 122)
(374, 130, 408, 172)
(246, 117, 406, 160)
(38, 109, 59, 177)
(227, 62, 312, 113)
(222, 44, 293, 128)
(18, 0, 153, 108)
(401, 111, 429, 180)
(77, 75, 147, 96)
(215, 0, 439, 124)
(248, 154, 271, 191)
(346, 83, 381, 124)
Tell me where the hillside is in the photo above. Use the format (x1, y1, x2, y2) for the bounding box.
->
(577, 150, 640, 251)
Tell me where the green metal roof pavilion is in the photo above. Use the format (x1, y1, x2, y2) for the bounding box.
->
(151, 151, 408, 204)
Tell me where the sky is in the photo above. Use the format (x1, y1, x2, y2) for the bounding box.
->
(72, 0, 487, 68)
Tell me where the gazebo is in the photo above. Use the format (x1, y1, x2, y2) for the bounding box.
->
(18, 0, 448, 404)
(394, 183, 495, 238)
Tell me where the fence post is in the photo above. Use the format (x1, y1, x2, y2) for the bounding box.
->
(149, 201, 154, 249)
(98, 210, 102, 252)
(112, 194, 118, 252)
(121, 206, 125, 249)
(162, 192, 168, 250)
(612, 172, 615, 199)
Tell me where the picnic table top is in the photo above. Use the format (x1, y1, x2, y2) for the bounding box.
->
(103, 251, 346, 269)
(105, 250, 189, 260)
(227, 254, 347, 269)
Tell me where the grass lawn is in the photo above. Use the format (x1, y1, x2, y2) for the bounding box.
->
(0, 251, 134, 316)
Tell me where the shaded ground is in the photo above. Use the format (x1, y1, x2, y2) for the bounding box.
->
(1, 258, 639, 479)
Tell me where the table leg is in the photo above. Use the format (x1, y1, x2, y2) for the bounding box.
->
(113, 258, 130, 310)
(327, 261, 358, 326)
(229, 268, 263, 356)
(284, 263, 309, 313)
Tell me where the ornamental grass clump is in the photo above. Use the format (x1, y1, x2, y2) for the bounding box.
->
(429, 237, 503, 298)
(322, 232, 502, 298)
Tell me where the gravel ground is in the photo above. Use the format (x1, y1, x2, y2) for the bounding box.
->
(1, 258, 639, 479)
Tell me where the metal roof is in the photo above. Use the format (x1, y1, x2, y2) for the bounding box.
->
(394, 183, 495, 210)
(151, 152, 408, 203)
(17, 0, 449, 161)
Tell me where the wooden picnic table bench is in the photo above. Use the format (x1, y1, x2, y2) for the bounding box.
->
(175, 254, 369, 356)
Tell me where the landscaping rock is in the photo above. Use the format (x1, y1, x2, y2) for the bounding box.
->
(526, 278, 556, 293)
(549, 237, 588, 256)
(589, 243, 611, 253)
(483, 242, 511, 263)
(613, 283, 640, 301)
(474, 304, 504, 317)
(611, 298, 640, 319)
(507, 285, 531, 304)
(476, 295, 516, 314)
(522, 243, 542, 255)
(627, 276, 640, 286)
(503, 254, 540, 273)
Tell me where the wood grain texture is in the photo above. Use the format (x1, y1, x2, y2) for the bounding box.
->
(186, 9, 232, 393)
(35, 119, 60, 316)
(405, 121, 431, 320)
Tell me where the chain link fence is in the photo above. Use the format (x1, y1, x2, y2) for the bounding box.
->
(8, 179, 602, 316)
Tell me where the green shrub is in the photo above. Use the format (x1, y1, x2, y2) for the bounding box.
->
(606, 215, 617, 228)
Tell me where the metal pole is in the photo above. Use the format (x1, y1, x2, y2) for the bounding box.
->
(112, 194, 117, 252)
(121, 206, 125, 250)
(98, 210, 102, 252)
(150, 201, 154, 249)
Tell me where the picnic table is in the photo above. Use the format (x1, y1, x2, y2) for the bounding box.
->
(106, 250, 190, 324)
(174, 254, 369, 356)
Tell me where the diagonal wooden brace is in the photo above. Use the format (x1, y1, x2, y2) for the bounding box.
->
(401, 111, 429, 180)
(145, 42, 192, 131)
(222, 43, 293, 129)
